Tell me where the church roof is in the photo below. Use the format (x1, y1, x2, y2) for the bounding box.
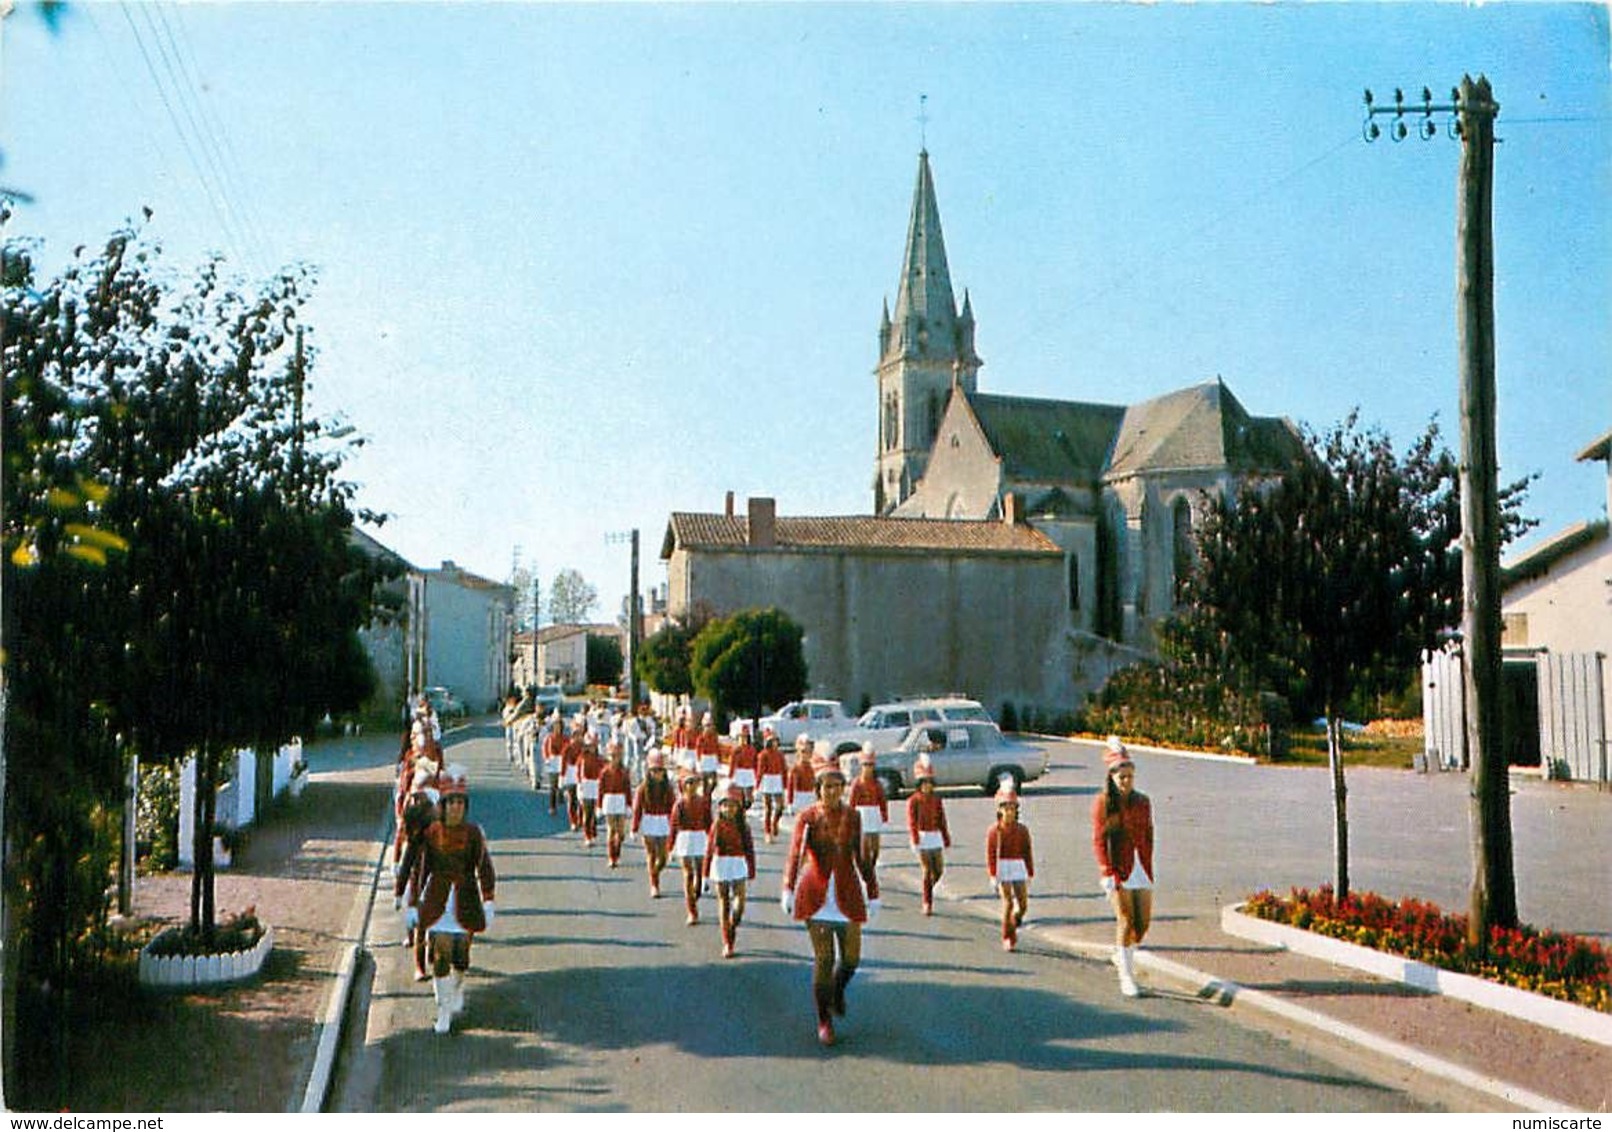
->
(967, 392, 1126, 485)
(1105, 381, 1304, 479)
(663, 513, 1060, 558)
(890, 150, 960, 348)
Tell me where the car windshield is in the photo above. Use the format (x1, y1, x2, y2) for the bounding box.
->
(940, 705, 991, 722)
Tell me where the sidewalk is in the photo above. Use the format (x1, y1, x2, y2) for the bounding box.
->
(53, 730, 395, 1113)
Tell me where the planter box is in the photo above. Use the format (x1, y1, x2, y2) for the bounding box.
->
(1223, 904, 1612, 1048)
(138, 924, 274, 989)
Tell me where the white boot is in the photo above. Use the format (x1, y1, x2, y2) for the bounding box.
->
(1116, 946, 1140, 997)
(431, 977, 453, 1033)
(447, 970, 466, 1016)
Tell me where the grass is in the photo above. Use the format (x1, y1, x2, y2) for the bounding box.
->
(1282, 726, 1423, 770)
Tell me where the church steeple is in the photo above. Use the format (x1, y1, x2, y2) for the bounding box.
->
(874, 150, 982, 515)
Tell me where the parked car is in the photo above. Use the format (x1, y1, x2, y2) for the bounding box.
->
(813, 696, 993, 761)
(424, 685, 468, 719)
(531, 684, 565, 715)
(728, 699, 852, 745)
(837, 719, 1048, 800)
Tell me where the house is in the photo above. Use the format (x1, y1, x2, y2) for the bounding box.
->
(1497, 429, 1610, 782)
(535, 623, 624, 691)
(404, 558, 516, 715)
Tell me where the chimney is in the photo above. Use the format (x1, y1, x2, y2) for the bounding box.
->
(748, 497, 777, 548)
(1002, 492, 1020, 525)
(724, 491, 735, 518)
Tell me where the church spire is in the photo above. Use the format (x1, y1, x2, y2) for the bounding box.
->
(890, 150, 960, 359)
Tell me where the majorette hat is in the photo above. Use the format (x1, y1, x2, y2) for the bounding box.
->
(645, 748, 666, 769)
(701, 711, 714, 726)
(858, 742, 878, 766)
(912, 755, 935, 781)
(1103, 735, 1134, 771)
(440, 764, 470, 797)
(724, 783, 746, 804)
(410, 762, 439, 793)
(995, 780, 1020, 807)
(812, 753, 845, 782)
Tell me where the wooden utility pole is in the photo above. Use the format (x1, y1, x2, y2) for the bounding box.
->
(1365, 76, 1515, 943)
(1454, 75, 1517, 941)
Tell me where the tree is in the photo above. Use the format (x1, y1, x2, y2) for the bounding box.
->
(547, 567, 597, 625)
(585, 633, 624, 688)
(638, 621, 695, 699)
(1180, 413, 1531, 898)
(508, 562, 539, 630)
(690, 608, 808, 730)
(2, 215, 387, 1104)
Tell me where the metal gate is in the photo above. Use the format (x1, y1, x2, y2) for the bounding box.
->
(1538, 651, 1608, 783)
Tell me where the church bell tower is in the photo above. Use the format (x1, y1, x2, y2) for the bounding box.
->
(874, 150, 981, 515)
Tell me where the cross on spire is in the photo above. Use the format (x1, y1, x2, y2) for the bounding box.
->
(917, 93, 929, 153)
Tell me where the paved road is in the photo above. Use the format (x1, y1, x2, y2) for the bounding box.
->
(336, 725, 1457, 1112)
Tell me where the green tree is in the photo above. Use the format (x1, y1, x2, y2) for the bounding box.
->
(2, 215, 387, 1103)
(690, 608, 808, 730)
(638, 621, 695, 698)
(585, 632, 624, 688)
(547, 566, 597, 624)
(1181, 413, 1531, 898)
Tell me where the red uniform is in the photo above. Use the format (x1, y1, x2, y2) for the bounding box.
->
(906, 791, 951, 847)
(670, 793, 713, 841)
(986, 822, 1035, 881)
(729, 741, 758, 775)
(694, 730, 722, 761)
(400, 821, 496, 934)
(1092, 791, 1154, 884)
(631, 778, 676, 833)
(785, 761, 817, 810)
(756, 746, 787, 780)
(599, 763, 632, 803)
(847, 776, 889, 825)
(784, 803, 879, 922)
(703, 814, 757, 881)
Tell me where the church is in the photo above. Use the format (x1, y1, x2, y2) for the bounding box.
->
(660, 151, 1305, 718)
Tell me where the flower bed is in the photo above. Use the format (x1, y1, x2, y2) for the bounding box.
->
(139, 907, 272, 989)
(1243, 886, 1611, 1015)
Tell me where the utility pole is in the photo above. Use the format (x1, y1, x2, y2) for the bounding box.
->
(531, 572, 542, 685)
(607, 530, 642, 706)
(1365, 76, 1515, 944)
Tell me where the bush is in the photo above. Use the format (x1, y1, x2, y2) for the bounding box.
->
(1246, 886, 1612, 1014)
(145, 905, 265, 958)
(137, 762, 181, 872)
(1076, 658, 1267, 756)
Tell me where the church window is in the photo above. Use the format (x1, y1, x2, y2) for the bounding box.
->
(1171, 496, 1195, 606)
(927, 391, 941, 441)
(1068, 553, 1081, 613)
(950, 433, 960, 448)
(883, 393, 899, 451)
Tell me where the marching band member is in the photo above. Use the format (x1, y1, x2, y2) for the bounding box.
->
(575, 731, 605, 846)
(1093, 737, 1154, 997)
(703, 784, 757, 958)
(756, 731, 788, 843)
(847, 744, 889, 871)
(599, 738, 634, 868)
(669, 770, 712, 925)
(631, 749, 676, 898)
(906, 755, 950, 916)
(987, 783, 1034, 951)
(728, 722, 759, 811)
(781, 756, 880, 1047)
(784, 735, 817, 821)
(695, 712, 723, 796)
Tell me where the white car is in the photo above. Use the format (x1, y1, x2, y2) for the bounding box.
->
(728, 699, 852, 745)
(837, 719, 1048, 800)
(813, 697, 993, 761)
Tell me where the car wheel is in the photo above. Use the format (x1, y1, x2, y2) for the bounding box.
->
(984, 766, 1024, 797)
(876, 770, 903, 802)
(836, 743, 861, 758)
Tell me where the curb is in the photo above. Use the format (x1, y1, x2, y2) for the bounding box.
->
(882, 871, 1577, 1113)
(296, 800, 393, 1114)
(1221, 904, 1612, 1049)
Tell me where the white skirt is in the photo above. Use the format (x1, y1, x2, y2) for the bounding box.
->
(429, 887, 468, 935)
(562, 767, 579, 787)
(914, 830, 945, 852)
(1120, 862, 1153, 891)
(996, 858, 1030, 884)
(639, 814, 670, 839)
(759, 774, 784, 796)
(709, 855, 749, 883)
(675, 747, 696, 771)
(856, 805, 883, 832)
(698, 754, 719, 773)
(544, 756, 562, 773)
(673, 830, 708, 859)
(601, 793, 629, 816)
(578, 779, 600, 801)
(808, 875, 849, 924)
(732, 769, 757, 789)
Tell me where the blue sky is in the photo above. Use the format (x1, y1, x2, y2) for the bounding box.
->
(5, 2, 1609, 619)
